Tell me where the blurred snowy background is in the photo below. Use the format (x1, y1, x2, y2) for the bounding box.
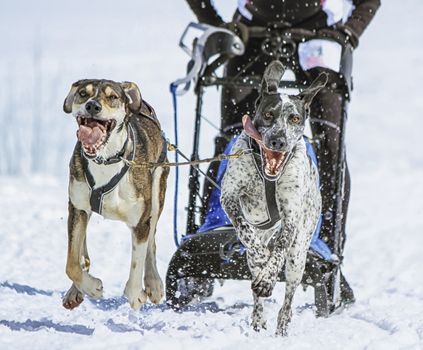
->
(1, 0, 423, 349)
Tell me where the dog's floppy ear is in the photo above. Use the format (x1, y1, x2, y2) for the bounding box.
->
(261, 61, 285, 95)
(63, 80, 85, 114)
(299, 72, 329, 110)
(121, 81, 142, 113)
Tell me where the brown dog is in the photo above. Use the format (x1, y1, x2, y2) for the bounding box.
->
(62, 79, 168, 310)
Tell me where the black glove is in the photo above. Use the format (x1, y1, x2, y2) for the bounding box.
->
(220, 21, 249, 45)
(318, 25, 359, 49)
(338, 24, 359, 49)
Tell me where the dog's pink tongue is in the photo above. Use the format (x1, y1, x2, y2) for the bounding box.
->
(242, 115, 262, 143)
(77, 125, 103, 146)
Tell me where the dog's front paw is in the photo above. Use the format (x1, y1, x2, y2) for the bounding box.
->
(144, 276, 164, 304)
(124, 282, 148, 310)
(251, 271, 276, 297)
(79, 273, 103, 299)
(251, 313, 267, 332)
(275, 324, 288, 337)
(275, 309, 292, 337)
(63, 283, 84, 310)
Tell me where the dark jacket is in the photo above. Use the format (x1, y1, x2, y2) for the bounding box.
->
(185, 0, 380, 47)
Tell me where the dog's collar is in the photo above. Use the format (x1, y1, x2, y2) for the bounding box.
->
(81, 123, 136, 215)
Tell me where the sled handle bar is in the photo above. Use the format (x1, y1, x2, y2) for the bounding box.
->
(247, 26, 317, 41)
(171, 22, 245, 95)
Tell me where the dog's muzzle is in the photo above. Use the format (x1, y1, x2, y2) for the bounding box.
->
(243, 115, 288, 180)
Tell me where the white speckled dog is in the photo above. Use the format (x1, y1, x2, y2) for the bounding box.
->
(221, 61, 327, 336)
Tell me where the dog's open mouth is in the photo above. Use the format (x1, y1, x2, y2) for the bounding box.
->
(76, 116, 116, 156)
(261, 148, 287, 177)
(243, 115, 287, 179)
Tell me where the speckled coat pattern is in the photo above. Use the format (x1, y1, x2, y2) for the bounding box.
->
(220, 61, 325, 336)
(221, 133, 321, 335)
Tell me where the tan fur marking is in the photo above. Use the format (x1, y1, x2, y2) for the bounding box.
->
(104, 86, 114, 96)
(85, 84, 94, 95)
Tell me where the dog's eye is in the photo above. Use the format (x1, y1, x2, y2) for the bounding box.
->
(79, 90, 87, 98)
(264, 112, 273, 120)
(289, 115, 302, 124)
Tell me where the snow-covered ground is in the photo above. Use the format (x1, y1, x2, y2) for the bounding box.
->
(1, 1, 423, 349)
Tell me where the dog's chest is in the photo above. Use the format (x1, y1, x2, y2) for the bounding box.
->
(69, 162, 143, 227)
(239, 171, 278, 226)
(235, 152, 313, 228)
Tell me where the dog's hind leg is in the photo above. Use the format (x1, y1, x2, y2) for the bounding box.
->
(251, 293, 267, 331)
(144, 238, 163, 304)
(275, 240, 308, 336)
(65, 202, 103, 300)
(124, 197, 152, 310)
(144, 168, 167, 304)
(63, 237, 90, 309)
(275, 281, 296, 337)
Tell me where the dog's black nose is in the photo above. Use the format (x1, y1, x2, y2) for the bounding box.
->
(270, 139, 285, 149)
(85, 100, 102, 115)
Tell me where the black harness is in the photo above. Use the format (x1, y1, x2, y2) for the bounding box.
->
(247, 136, 282, 231)
(245, 137, 295, 249)
(81, 123, 136, 215)
(81, 102, 167, 215)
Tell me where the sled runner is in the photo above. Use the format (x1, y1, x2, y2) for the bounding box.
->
(167, 22, 355, 316)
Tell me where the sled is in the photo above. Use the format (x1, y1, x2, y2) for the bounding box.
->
(167, 22, 355, 317)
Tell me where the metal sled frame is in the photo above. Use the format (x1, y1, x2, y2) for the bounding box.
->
(167, 23, 354, 316)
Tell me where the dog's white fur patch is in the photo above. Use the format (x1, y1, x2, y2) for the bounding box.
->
(124, 199, 149, 310)
(124, 167, 165, 308)
(144, 167, 165, 303)
(69, 166, 143, 228)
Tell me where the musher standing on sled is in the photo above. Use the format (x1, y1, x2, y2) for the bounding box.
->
(184, 0, 380, 299)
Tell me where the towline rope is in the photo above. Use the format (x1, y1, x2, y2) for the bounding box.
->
(119, 142, 252, 169)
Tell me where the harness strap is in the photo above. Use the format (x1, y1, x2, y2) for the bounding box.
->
(82, 123, 136, 215)
(247, 137, 282, 231)
(257, 179, 281, 230)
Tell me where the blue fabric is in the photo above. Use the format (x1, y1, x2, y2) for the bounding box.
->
(197, 135, 334, 262)
(197, 137, 238, 233)
(170, 83, 181, 247)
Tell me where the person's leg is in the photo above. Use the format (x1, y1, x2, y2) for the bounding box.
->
(201, 40, 268, 221)
(308, 68, 356, 306)
(308, 69, 350, 253)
